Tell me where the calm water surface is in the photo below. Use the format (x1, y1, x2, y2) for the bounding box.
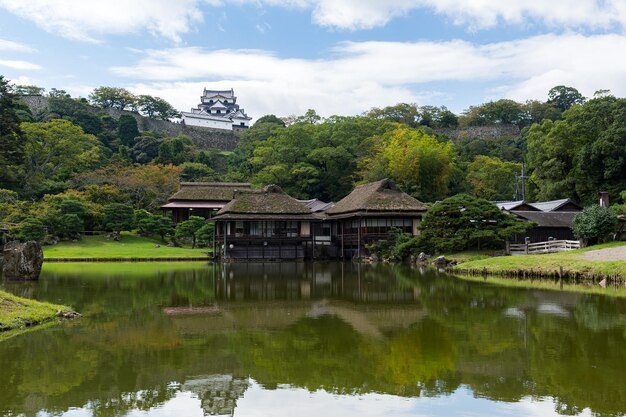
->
(1, 262, 625, 417)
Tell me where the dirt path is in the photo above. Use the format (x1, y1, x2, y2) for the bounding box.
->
(583, 246, 626, 261)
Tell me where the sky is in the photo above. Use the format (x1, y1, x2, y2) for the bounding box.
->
(1, 0, 626, 120)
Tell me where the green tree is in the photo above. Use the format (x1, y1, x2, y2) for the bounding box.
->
(573, 205, 617, 244)
(15, 85, 45, 96)
(367, 103, 419, 127)
(527, 96, 626, 202)
(179, 162, 218, 182)
(130, 133, 162, 164)
(11, 217, 46, 242)
(197, 221, 215, 247)
(59, 213, 84, 239)
(418, 105, 458, 128)
(466, 156, 521, 200)
(254, 114, 285, 126)
(420, 194, 532, 252)
(548, 85, 585, 112)
(156, 135, 195, 165)
(136, 95, 180, 120)
(175, 216, 205, 248)
(459, 99, 528, 127)
(118, 115, 139, 147)
(0, 76, 25, 189)
(20, 119, 105, 197)
(89, 86, 136, 110)
(134, 210, 172, 240)
(48, 88, 70, 98)
(359, 126, 454, 201)
(103, 203, 135, 236)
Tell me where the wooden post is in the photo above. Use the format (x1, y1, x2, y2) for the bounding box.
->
(341, 222, 345, 260)
(357, 218, 362, 260)
(223, 221, 228, 260)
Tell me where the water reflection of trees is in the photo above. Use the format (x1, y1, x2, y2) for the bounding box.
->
(0, 263, 625, 416)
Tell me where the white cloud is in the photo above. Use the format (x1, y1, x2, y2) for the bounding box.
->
(272, 0, 626, 30)
(2, 0, 625, 40)
(111, 33, 626, 117)
(0, 38, 35, 52)
(0, 0, 204, 42)
(0, 60, 42, 70)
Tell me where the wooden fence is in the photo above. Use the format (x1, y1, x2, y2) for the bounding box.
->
(507, 240, 581, 255)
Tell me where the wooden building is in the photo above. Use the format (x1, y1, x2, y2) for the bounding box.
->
(325, 179, 428, 259)
(497, 198, 583, 243)
(161, 182, 251, 224)
(212, 185, 320, 260)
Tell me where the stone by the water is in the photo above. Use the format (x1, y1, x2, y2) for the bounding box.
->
(2, 241, 44, 280)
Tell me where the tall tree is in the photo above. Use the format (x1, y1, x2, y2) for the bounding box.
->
(118, 114, 139, 147)
(548, 85, 585, 112)
(21, 119, 105, 197)
(466, 156, 521, 200)
(527, 95, 626, 202)
(359, 126, 454, 201)
(0, 76, 25, 189)
(89, 86, 136, 110)
(136, 95, 180, 120)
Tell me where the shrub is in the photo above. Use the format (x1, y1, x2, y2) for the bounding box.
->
(573, 205, 617, 244)
(12, 217, 46, 242)
(103, 203, 135, 236)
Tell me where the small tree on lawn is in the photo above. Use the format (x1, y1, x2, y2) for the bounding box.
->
(134, 209, 152, 235)
(573, 205, 617, 245)
(12, 217, 46, 242)
(103, 203, 135, 239)
(59, 214, 84, 239)
(175, 216, 205, 248)
(197, 221, 215, 248)
(135, 210, 173, 240)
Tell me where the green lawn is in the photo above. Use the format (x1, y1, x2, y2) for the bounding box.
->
(43, 233, 211, 259)
(453, 242, 626, 277)
(0, 291, 73, 334)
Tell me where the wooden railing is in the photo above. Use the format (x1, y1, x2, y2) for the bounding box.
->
(507, 240, 581, 255)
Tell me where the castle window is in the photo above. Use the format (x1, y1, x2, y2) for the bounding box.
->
(217, 110, 221, 114)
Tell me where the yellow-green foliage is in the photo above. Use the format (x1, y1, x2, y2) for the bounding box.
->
(360, 126, 454, 201)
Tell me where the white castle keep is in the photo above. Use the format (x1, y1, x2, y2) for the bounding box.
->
(181, 88, 252, 131)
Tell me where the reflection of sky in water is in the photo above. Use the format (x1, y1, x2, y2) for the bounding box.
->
(43, 380, 594, 417)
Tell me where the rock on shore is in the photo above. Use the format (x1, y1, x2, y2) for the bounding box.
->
(2, 241, 44, 280)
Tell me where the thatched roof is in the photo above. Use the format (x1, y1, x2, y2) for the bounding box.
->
(168, 182, 252, 202)
(326, 179, 427, 217)
(212, 185, 318, 221)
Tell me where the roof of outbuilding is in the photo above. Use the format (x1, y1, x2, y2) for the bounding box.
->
(326, 179, 427, 216)
(213, 184, 317, 220)
(168, 182, 252, 202)
(511, 211, 579, 228)
(298, 199, 335, 213)
(529, 199, 582, 212)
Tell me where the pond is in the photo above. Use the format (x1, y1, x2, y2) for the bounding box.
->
(1, 262, 625, 417)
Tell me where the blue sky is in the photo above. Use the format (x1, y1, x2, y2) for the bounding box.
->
(1, 1, 625, 119)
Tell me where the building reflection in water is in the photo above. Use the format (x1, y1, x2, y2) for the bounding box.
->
(215, 262, 421, 304)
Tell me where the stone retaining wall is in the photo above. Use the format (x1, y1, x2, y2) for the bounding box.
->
(20, 96, 240, 151)
(434, 124, 520, 141)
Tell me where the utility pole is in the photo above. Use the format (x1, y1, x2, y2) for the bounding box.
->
(515, 163, 530, 201)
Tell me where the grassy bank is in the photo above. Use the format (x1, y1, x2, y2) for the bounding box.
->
(0, 291, 74, 335)
(452, 242, 626, 278)
(43, 233, 210, 260)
